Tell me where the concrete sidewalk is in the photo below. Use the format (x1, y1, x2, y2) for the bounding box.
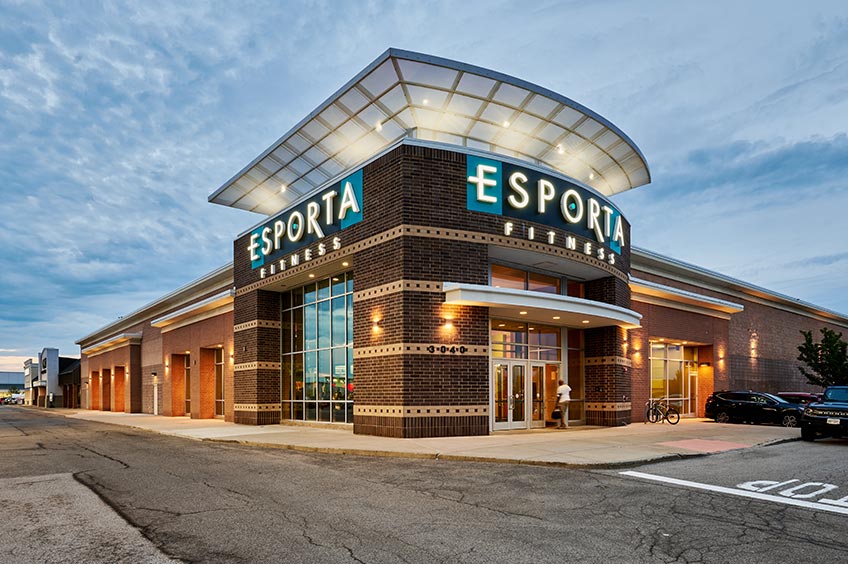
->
(53, 409, 801, 468)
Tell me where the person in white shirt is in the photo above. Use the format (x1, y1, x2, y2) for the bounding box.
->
(556, 379, 572, 429)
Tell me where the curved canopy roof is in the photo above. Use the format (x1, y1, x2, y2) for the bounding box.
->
(209, 48, 651, 216)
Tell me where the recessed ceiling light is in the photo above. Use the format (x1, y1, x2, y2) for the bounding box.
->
(498, 323, 505, 327)
(308, 274, 315, 278)
(502, 120, 510, 128)
(581, 320, 590, 324)
(552, 316, 560, 320)
(556, 144, 564, 155)
(519, 311, 527, 315)
(529, 327, 535, 331)
(375, 121, 383, 132)
(682, 341, 688, 344)
(280, 184, 287, 193)
(342, 261, 349, 267)
(589, 173, 595, 180)
(422, 98, 429, 105)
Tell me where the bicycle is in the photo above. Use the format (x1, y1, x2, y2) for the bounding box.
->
(644, 398, 680, 425)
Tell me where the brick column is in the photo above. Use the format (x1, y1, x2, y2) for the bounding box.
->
(352, 237, 490, 438)
(233, 289, 282, 425)
(101, 368, 111, 411)
(127, 343, 142, 413)
(583, 276, 632, 426)
(89, 372, 101, 410)
(113, 366, 126, 412)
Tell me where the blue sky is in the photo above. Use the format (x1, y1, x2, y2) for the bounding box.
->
(1, 0, 846, 369)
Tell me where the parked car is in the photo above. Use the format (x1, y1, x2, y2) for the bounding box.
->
(705, 391, 803, 427)
(800, 385, 848, 441)
(776, 391, 821, 405)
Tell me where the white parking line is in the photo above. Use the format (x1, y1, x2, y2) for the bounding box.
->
(620, 471, 848, 516)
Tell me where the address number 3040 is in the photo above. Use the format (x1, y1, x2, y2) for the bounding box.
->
(426, 345, 468, 354)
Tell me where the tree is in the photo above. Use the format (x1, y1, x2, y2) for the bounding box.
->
(797, 328, 848, 387)
(8, 386, 19, 395)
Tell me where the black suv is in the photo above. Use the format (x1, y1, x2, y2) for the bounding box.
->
(800, 385, 848, 441)
(705, 391, 803, 427)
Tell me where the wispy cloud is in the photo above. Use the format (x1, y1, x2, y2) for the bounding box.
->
(0, 0, 846, 360)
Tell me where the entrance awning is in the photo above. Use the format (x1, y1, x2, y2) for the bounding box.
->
(443, 283, 641, 329)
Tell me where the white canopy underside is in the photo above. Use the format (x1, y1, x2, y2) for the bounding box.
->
(209, 49, 651, 216)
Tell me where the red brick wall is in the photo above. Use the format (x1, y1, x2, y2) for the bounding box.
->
(161, 311, 233, 420)
(628, 301, 730, 420)
(632, 268, 844, 396)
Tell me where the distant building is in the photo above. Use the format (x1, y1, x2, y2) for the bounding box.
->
(59, 358, 81, 408)
(0, 371, 25, 398)
(28, 348, 80, 408)
(23, 359, 36, 405)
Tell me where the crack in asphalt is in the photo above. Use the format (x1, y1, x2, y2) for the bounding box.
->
(359, 472, 548, 523)
(75, 444, 131, 469)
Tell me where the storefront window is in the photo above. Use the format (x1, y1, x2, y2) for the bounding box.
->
(650, 342, 698, 416)
(491, 265, 526, 290)
(566, 329, 584, 420)
(491, 320, 561, 361)
(491, 264, 561, 295)
(282, 271, 354, 423)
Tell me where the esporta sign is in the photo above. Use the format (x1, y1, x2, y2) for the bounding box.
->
(466, 155, 628, 266)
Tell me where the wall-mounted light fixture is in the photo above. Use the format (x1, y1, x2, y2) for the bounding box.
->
(699, 362, 711, 368)
(372, 316, 381, 334)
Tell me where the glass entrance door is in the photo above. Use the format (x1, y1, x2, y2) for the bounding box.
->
(530, 364, 546, 427)
(493, 361, 544, 430)
(494, 361, 525, 430)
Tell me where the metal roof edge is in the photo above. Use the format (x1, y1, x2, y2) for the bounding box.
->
(386, 48, 650, 177)
(631, 247, 848, 324)
(209, 47, 650, 207)
(208, 48, 396, 205)
(75, 263, 234, 347)
(629, 276, 745, 313)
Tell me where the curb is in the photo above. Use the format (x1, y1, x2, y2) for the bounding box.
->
(51, 407, 803, 470)
(199, 436, 781, 470)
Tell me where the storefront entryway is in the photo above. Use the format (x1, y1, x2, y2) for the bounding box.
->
(650, 342, 699, 417)
(492, 360, 550, 430)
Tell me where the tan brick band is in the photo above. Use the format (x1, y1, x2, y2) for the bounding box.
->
(585, 402, 632, 412)
(236, 226, 406, 296)
(401, 225, 626, 282)
(234, 361, 281, 372)
(238, 222, 624, 296)
(354, 343, 490, 359)
(234, 319, 282, 332)
(354, 405, 489, 418)
(234, 403, 281, 411)
(585, 356, 632, 367)
(354, 279, 443, 301)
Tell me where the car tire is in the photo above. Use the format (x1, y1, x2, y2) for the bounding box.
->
(800, 425, 816, 441)
(715, 411, 730, 424)
(781, 414, 798, 428)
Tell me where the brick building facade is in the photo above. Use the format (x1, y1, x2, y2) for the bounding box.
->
(76, 49, 848, 438)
